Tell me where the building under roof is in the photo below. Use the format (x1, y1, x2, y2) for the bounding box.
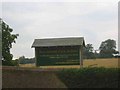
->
(32, 37, 85, 66)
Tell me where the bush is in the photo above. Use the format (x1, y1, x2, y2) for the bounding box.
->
(2, 59, 19, 66)
(56, 67, 119, 88)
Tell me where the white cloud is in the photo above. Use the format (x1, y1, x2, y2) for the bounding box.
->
(2, 1, 118, 58)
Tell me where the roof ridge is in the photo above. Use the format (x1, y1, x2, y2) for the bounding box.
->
(35, 37, 84, 40)
(32, 37, 85, 48)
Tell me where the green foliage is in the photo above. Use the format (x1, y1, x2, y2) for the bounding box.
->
(11, 59, 19, 66)
(2, 60, 18, 66)
(56, 67, 119, 88)
(99, 39, 119, 58)
(2, 20, 19, 66)
(19, 56, 35, 64)
(83, 39, 119, 59)
(83, 44, 95, 59)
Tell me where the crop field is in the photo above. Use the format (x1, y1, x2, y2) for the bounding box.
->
(19, 58, 119, 68)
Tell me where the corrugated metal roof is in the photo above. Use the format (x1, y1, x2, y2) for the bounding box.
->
(31, 37, 85, 47)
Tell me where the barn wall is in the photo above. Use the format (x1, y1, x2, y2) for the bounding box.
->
(35, 46, 82, 66)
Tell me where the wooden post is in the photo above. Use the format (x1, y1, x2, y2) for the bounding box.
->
(35, 48, 37, 67)
(79, 46, 83, 68)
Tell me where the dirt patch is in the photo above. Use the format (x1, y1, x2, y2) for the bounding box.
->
(2, 67, 67, 88)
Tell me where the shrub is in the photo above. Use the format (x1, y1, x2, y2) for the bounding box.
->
(56, 67, 119, 88)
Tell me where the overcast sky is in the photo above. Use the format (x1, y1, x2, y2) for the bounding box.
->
(2, 0, 119, 59)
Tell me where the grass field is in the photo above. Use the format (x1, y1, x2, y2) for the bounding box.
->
(19, 58, 119, 68)
(2, 58, 119, 88)
(2, 66, 119, 88)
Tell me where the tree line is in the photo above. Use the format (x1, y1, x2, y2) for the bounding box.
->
(1, 19, 119, 66)
(17, 56, 35, 64)
(83, 39, 119, 59)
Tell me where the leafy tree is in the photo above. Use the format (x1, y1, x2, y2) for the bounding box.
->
(18, 56, 35, 64)
(83, 44, 95, 59)
(19, 56, 25, 64)
(2, 19, 19, 65)
(11, 59, 19, 66)
(94, 50, 100, 59)
(99, 39, 118, 58)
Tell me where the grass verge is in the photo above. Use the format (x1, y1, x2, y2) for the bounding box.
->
(56, 67, 119, 88)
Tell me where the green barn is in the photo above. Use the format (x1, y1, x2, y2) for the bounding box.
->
(32, 37, 85, 67)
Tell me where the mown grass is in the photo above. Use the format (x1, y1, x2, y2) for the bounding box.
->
(56, 67, 119, 88)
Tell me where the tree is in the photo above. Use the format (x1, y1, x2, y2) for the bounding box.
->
(18, 56, 35, 64)
(83, 44, 95, 59)
(94, 50, 100, 59)
(99, 39, 118, 58)
(2, 19, 19, 65)
(18, 56, 25, 64)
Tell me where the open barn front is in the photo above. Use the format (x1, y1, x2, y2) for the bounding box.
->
(35, 46, 80, 66)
